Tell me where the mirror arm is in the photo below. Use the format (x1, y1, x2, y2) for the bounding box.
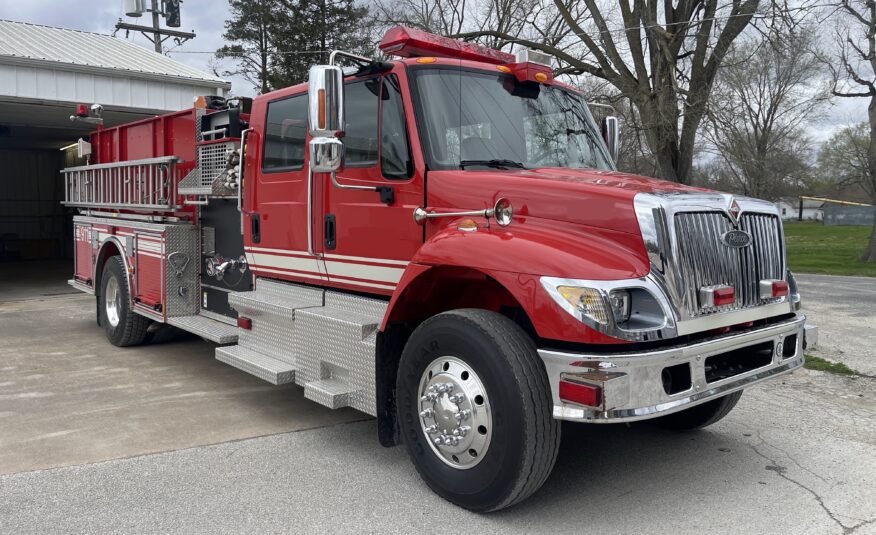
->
(329, 50, 373, 67)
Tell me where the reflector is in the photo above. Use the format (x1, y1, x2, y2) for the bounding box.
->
(559, 379, 602, 407)
(713, 287, 736, 306)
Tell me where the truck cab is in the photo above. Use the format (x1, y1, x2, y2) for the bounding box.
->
(63, 26, 811, 512)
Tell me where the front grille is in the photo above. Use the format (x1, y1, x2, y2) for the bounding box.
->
(673, 212, 784, 317)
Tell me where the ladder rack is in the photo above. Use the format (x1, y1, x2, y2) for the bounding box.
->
(62, 156, 181, 211)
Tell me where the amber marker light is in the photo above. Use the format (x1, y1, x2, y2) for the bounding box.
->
(534, 72, 548, 82)
(457, 218, 478, 232)
(317, 89, 326, 130)
(416, 57, 437, 63)
(496, 65, 512, 73)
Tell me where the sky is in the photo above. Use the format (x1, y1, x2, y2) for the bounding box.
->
(0, 0, 867, 141)
(0, 0, 255, 95)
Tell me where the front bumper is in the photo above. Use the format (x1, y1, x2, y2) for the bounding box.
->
(538, 314, 807, 423)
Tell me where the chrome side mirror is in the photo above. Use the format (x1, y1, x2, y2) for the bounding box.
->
(310, 137, 344, 173)
(308, 65, 344, 137)
(601, 116, 620, 163)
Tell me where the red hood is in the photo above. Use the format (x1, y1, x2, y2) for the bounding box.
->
(427, 168, 707, 235)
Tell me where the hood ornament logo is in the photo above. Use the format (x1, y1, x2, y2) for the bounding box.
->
(727, 197, 742, 226)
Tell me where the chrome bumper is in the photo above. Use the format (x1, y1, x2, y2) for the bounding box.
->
(538, 314, 807, 423)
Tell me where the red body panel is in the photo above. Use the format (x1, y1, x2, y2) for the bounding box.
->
(73, 223, 93, 282)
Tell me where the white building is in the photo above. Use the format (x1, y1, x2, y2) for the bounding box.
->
(775, 198, 824, 221)
(0, 19, 230, 260)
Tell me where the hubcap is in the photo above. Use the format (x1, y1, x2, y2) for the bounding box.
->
(418, 356, 492, 469)
(105, 276, 121, 328)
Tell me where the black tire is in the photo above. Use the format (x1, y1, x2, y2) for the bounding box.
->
(397, 309, 560, 512)
(99, 256, 150, 347)
(652, 390, 743, 430)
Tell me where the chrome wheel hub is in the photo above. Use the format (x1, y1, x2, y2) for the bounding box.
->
(105, 276, 121, 328)
(418, 356, 492, 469)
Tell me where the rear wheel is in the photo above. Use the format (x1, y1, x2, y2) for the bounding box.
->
(651, 390, 743, 430)
(100, 256, 149, 347)
(397, 309, 560, 512)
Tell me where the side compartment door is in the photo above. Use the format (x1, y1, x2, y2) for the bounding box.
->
(134, 232, 164, 311)
(73, 223, 93, 283)
(320, 73, 423, 295)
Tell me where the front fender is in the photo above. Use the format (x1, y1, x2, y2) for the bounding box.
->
(384, 217, 649, 344)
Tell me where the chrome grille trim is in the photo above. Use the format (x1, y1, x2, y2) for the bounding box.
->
(674, 212, 784, 317)
(634, 192, 791, 324)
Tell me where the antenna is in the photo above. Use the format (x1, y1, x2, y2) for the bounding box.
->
(115, 0, 194, 53)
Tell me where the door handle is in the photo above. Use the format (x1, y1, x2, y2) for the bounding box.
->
(324, 214, 336, 250)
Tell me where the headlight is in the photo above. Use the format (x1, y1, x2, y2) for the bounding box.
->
(556, 286, 611, 325)
(541, 277, 675, 341)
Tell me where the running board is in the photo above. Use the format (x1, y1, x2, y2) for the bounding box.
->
(216, 345, 295, 385)
(214, 278, 388, 416)
(167, 314, 238, 344)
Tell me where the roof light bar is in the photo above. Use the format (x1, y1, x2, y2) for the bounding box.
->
(379, 26, 515, 65)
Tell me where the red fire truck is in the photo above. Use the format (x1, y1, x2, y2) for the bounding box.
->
(63, 27, 813, 511)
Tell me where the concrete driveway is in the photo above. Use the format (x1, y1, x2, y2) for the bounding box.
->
(1, 265, 874, 534)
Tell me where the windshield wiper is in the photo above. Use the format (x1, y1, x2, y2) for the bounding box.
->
(459, 159, 527, 170)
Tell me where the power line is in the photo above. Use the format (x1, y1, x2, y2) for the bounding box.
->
(162, 2, 838, 56)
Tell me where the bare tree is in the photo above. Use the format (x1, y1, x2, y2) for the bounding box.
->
(822, 0, 876, 261)
(703, 28, 828, 200)
(452, 1, 763, 184)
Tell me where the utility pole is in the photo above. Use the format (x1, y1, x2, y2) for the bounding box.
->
(114, 0, 194, 54)
(151, 0, 162, 53)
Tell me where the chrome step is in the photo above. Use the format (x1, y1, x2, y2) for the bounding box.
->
(167, 314, 238, 344)
(215, 345, 295, 385)
(304, 379, 356, 409)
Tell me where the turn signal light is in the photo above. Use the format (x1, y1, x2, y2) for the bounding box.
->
(760, 279, 789, 298)
(559, 379, 602, 408)
(700, 285, 735, 308)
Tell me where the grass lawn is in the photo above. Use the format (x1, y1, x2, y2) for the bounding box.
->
(783, 222, 876, 277)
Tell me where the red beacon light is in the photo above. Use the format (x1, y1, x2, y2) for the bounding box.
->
(378, 26, 554, 83)
(75, 103, 90, 118)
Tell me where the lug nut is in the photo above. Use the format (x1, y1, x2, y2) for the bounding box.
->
(458, 425, 471, 436)
(425, 424, 438, 434)
(451, 437, 460, 446)
(433, 437, 442, 445)
(449, 393, 465, 403)
(419, 408, 433, 419)
(454, 409, 471, 421)
(420, 392, 437, 402)
(452, 429, 460, 437)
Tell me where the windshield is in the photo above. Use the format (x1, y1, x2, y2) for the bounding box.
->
(410, 67, 615, 171)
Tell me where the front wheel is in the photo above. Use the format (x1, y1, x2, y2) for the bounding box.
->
(397, 309, 560, 512)
(651, 390, 743, 430)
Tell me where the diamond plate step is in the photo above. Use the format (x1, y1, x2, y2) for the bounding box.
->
(167, 314, 238, 344)
(304, 379, 356, 409)
(216, 345, 295, 385)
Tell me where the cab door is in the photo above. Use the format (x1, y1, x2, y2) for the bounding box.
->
(245, 90, 328, 285)
(319, 71, 423, 295)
